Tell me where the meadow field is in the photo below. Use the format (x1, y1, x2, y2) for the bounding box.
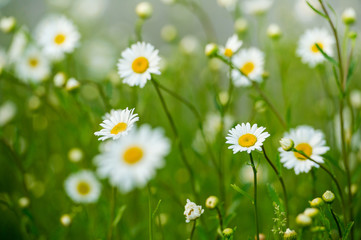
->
(0, 0, 360, 239)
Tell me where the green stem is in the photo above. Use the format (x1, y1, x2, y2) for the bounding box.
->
(249, 153, 260, 240)
(329, 205, 342, 238)
(261, 146, 289, 227)
(135, 18, 144, 42)
(107, 187, 116, 240)
(148, 185, 153, 240)
(189, 220, 197, 240)
(215, 206, 224, 231)
(150, 78, 198, 199)
(292, 148, 346, 223)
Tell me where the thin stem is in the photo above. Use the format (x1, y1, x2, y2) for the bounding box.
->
(215, 206, 224, 231)
(249, 153, 260, 240)
(107, 187, 116, 240)
(261, 146, 289, 227)
(216, 55, 287, 129)
(151, 78, 198, 199)
(189, 220, 196, 240)
(135, 18, 144, 42)
(292, 148, 346, 223)
(148, 185, 153, 240)
(329, 205, 342, 238)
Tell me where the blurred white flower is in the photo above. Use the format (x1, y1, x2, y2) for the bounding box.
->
(220, 34, 243, 58)
(53, 72, 66, 87)
(279, 125, 329, 175)
(217, 0, 237, 11)
(136, 2, 153, 19)
(36, 15, 80, 60)
(8, 29, 27, 63)
(161, 24, 178, 42)
(294, 0, 320, 23)
(267, 24, 282, 39)
(65, 78, 80, 91)
(231, 47, 264, 87)
(350, 90, 361, 109)
(64, 170, 101, 203)
(15, 46, 50, 83)
(226, 122, 270, 154)
(70, 0, 108, 21)
(184, 199, 204, 223)
(60, 214, 72, 226)
(94, 124, 170, 193)
(68, 148, 84, 162)
(0, 16, 16, 33)
(342, 8, 356, 25)
(297, 28, 334, 68)
(117, 42, 161, 88)
(180, 35, 199, 55)
(234, 18, 248, 33)
(243, 0, 273, 15)
(94, 108, 139, 141)
(18, 197, 30, 208)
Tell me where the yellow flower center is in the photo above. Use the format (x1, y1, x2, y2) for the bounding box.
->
(311, 42, 323, 53)
(123, 146, 143, 165)
(238, 133, 257, 147)
(294, 143, 313, 160)
(224, 48, 233, 57)
(77, 181, 90, 195)
(28, 58, 39, 68)
(54, 34, 66, 45)
(110, 122, 128, 135)
(240, 62, 255, 76)
(132, 57, 149, 74)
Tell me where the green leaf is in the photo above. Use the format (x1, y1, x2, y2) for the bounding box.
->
(152, 200, 162, 219)
(343, 222, 354, 240)
(346, 60, 356, 87)
(266, 184, 284, 212)
(332, 66, 343, 97)
(112, 205, 127, 227)
(316, 43, 338, 66)
(306, 1, 327, 19)
(230, 184, 253, 201)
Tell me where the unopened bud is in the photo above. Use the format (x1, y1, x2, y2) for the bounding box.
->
(234, 18, 248, 34)
(204, 43, 218, 57)
(136, 2, 153, 19)
(280, 138, 294, 151)
(205, 196, 219, 209)
(65, 78, 80, 91)
(54, 72, 66, 87)
(322, 190, 335, 203)
(284, 228, 297, 240)
(296, 213, 312, 227)
(304, 208, 319, 218)
(267, 24, 282, 40)
(309, 197, 324, 208)
(0, 17, 16, 33)
(18, 197, 30, 208)
(342, 8, 356, 25)
(223, 228, 234, 238)
(60, 214, 72, 226)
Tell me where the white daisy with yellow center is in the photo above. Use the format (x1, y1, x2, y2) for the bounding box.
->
(15, 46, 50, 83)
(279, 125, 329, 175)
(94, 124, 170, 193)
(94, 108, 139, 141)
(231, 47, 264, 87)
(226, 122, 270, 154)
(296, 28, 334, 68)
(36, 15, 80, 60)
(220, 34, 243, 58)
(117, 42, 161, 88)
(64, 170, 101, 204)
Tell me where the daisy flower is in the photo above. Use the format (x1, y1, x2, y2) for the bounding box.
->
(226, 122, 270, 154)
(117, 42, 161, 88)
(231, 47, 264, 87)
(94, 124, 170, 193)
(64, 170, 101, 204)
(220, 34, 243, 58)
(94, 108, 139, 141)
(15, 46, 50, 83)
(36, 15, 80, 60)
(296, 28, 334, 68)
(184, 199, 204, 223)
(279, 125, 329, 175)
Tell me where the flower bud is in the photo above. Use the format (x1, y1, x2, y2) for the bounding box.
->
(267, 24, 282, 40)
(54, 72, 66, 87)
(348, 31, 357, 40)
(136, 2, 153, 19)
(234, 18, 248, 34)
(304, 208, 319, 218)
(60, 214, 72, 226)
(310, 226, 326, 233)
(205, 196, 219, 209)
(280, 138, 294, 151)
(204, 43, 218, 57)
(223, 228, 234, 238)
(322, 190, 335, 203)
(284, 228, 297, 240)
(0, 17, 16, 33)
(342, 8, 356, 25)
(296, 213, 312, 227)
(350, 90, 361, 109)
(68, 148, 84, 162)
(18, 197, 30, 208)
(65, 78, 80, 91)
(309, 197, 324, 208)
(161, 24, 177, 42)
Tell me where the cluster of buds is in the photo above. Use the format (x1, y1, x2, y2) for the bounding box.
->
(53, 72, 80, 91)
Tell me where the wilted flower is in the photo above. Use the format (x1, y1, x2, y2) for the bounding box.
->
(184, 199, 204, 223)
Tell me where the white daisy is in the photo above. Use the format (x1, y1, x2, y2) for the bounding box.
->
(296, 28, 334, 68)
(15, 46, 50, 83)
(278, 125, 330, 175)
(184, 199, 204, 223)
(94, 124, 170, 193)
(220, 34, 243, 58)
(226, 122, 270, 154)
(243, 0, 273, 15)
(36, 15, 80, 60)
(117, 42, 161, 88)
(64, 170, 101, 204)
(231, 47, 264, 87)
(94, 108, 139, 141)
